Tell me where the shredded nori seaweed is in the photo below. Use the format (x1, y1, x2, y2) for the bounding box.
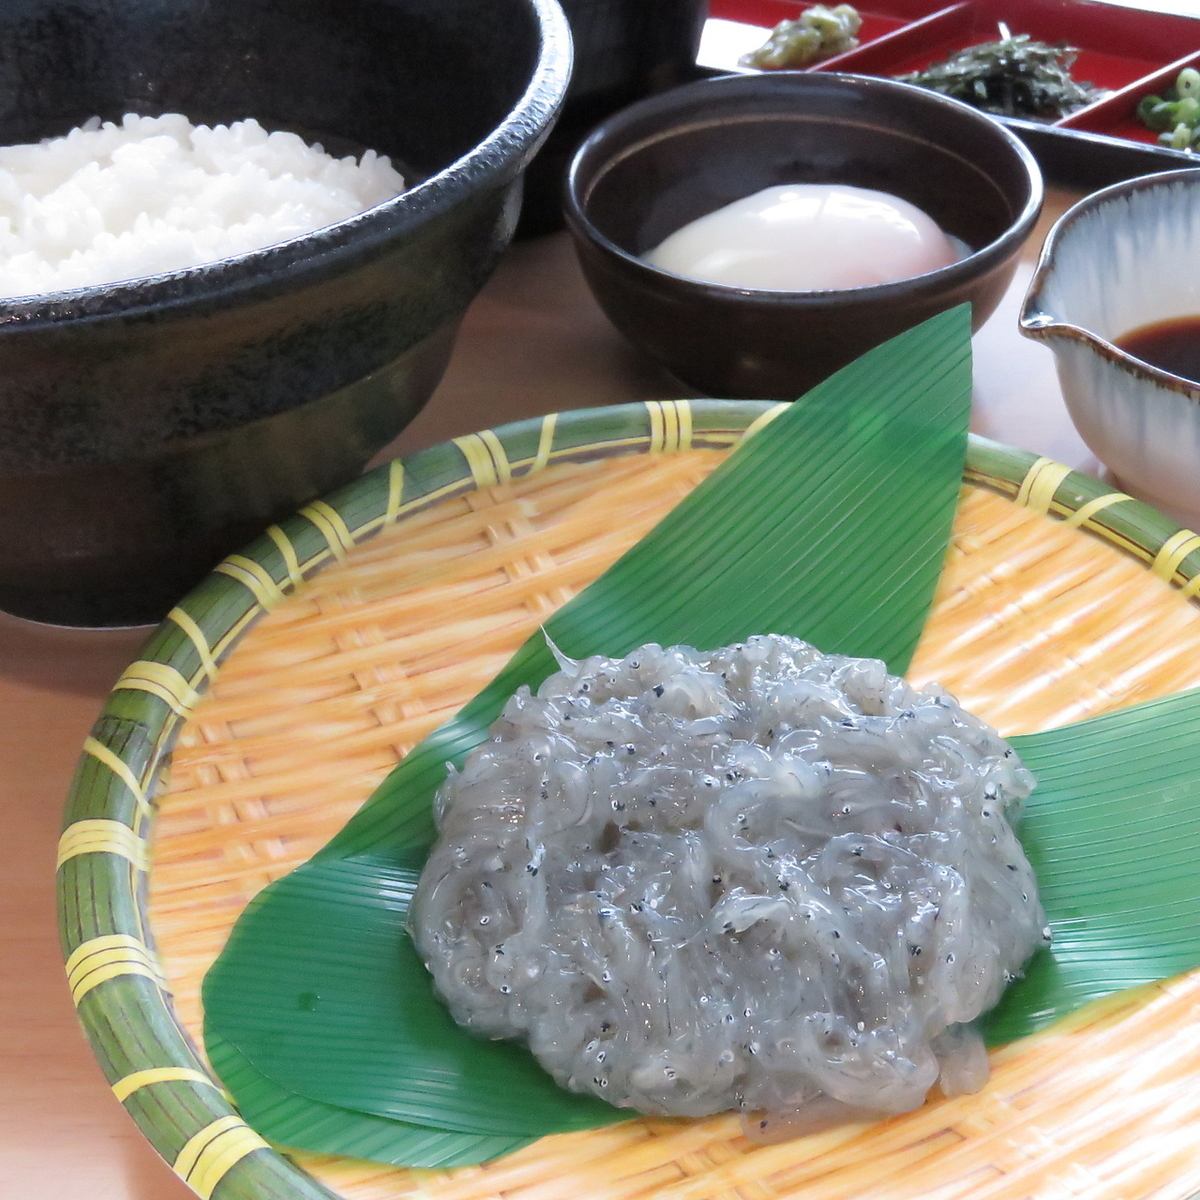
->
(898, 25, 1102, 120)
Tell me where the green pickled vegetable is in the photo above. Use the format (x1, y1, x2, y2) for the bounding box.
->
(741, 4, 862, 70)
(897, 24, 1102, 120)
(1136, 67, 1200, 152)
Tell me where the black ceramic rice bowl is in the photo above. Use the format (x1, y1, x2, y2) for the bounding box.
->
(0, 0, 571, 626)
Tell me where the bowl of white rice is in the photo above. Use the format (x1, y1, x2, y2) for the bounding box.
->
(0, 0, 571, 626)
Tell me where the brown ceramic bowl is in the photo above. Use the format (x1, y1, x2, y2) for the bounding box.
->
(564, 72, 1043, 399)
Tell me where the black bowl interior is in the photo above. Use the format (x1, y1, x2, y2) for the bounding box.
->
(0, 0, 541, 187)
(578, 75, 1034, 269)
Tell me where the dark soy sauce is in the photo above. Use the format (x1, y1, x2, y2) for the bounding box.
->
(1117, 316, 1200, 384)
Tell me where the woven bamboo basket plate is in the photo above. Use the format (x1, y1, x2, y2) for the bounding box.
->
(59, 401, 1200, 1200)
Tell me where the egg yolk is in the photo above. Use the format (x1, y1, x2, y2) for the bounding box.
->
(644, 183, 961, 292)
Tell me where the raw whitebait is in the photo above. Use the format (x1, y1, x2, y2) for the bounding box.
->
(411, 636, 1046, 1123)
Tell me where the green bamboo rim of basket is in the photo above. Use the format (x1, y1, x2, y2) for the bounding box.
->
(55, 399, 1200, 1200)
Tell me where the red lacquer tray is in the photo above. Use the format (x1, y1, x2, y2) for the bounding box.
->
(699, 0, 1200, 186)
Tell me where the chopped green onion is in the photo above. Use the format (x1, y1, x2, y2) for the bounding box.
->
(1137, 67, 1200, 152)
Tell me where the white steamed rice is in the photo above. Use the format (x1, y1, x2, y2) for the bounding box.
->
(410, 635, 1047, 1130)
(0, 113, 405, 296)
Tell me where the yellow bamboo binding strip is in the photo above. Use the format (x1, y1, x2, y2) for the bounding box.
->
(1015, 457, 1050, 507)
(478, 428, 513, 485)
(174, 1116, 269, 1199)
(645, 400, 666, 454)
(57, 819, 146, 870)
(300, 501, 355, 562)
(214, 555, 285, 611)
(82, 736, 151, 822)
(112, 1067, 216, 1104)
(530, 412, 558, 475)
(175, 1115, 242, 1180)
(167, 607, 219, 683)
(453, 433, 500, 489)
(112, 661, 199, 718)
(265, 525, 303, 588)
(1016, 458, 1073, 515)
(66, 933, 149, 979)
(1180, 569, 1200, 600)
(188, 1126, 270, 1200)
(66, 934, 164, 1005)
(385, 460, 405, 524)
(1063, 492, 1131, 529)
(742, 403, 789, 441)
(1153, 529, 1200, 582)
(650, 400, 683, 454)
(671, 399, 694, 452)
(661, 400, 680, 454)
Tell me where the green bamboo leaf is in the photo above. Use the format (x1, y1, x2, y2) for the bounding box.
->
(983, 689, 1200, 1042)
(204, 308, 975, 1151)
(205, 852, 626, 1135)
(205, 682, 1200, 1146)
(207, 1031, 533, 1167)
(326, 305, 973, 858)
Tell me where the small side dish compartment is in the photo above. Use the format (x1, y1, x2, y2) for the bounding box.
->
(1062, 52, 1200, 146)
(701, 0, 960, 73)
(832, 0, 1200, 89)
(703, 0, 1200, 183)
(715, 0, 952, 42)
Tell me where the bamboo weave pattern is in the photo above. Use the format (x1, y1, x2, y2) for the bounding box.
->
(59, 404, 1200, 1199)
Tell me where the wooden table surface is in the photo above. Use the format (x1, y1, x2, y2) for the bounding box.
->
(0, 187, 1086, 1198)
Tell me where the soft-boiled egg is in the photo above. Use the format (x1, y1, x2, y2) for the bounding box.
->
(644, 183, 962, 292)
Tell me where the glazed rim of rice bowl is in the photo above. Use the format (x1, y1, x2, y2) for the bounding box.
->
(0, 0, 569, 325)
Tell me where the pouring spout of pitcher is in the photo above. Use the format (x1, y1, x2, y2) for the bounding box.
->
(1019, 307, 1058, 338)
(1017, 276, 1096, 354)
(1019, 305, 1073, 354)
(1018, 300, 1105, 359)
(1016, 203, 1100, 354)
(1017, 262, 1073, 346)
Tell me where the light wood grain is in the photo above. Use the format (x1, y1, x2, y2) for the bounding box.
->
(1, 188, 1085, 1199)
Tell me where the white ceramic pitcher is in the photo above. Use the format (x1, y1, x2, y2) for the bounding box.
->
(1020, 169, 1200, 516)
